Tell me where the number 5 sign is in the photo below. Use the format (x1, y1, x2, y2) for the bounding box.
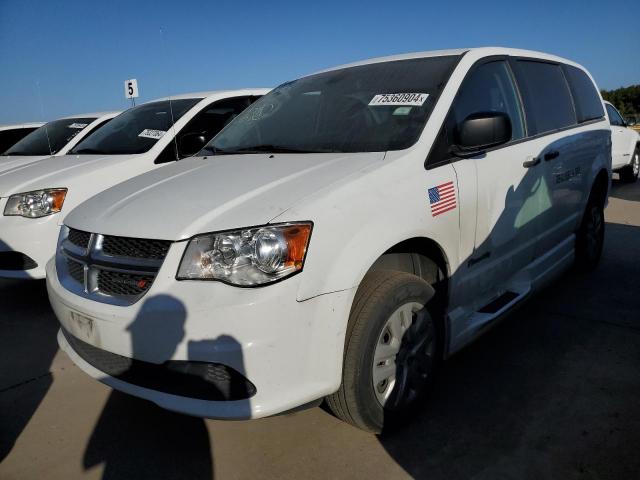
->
(124, 79, 139, 99)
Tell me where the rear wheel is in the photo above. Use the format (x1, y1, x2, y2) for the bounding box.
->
(619, 147, 639, 183)
(326, 270, 439, 433)
(575, 191, 605, 272)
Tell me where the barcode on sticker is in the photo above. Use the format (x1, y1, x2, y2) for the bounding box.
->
(68, 123, 88, 129)
(369, 93, 428, 107)
(138, 129, 166, 140)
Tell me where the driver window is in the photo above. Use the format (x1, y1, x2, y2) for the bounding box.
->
(155, 96, 254, 163)
(428, 60, 525, 166)
(451, 61, 525, 141)
(605, 104, 624, 126)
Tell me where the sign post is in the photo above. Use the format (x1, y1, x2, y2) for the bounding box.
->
(124, 79, 139, 107)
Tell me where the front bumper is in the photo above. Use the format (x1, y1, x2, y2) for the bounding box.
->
(0, 212, 60, 279)
(47, 245, 355, 419)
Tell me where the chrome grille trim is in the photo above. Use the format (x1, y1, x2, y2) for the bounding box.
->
(57, 228, 171, 306)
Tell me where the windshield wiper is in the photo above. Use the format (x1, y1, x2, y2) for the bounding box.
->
(72, 148, 105, 155)
(3, 151, 33, 156)
(204, 144, 336, 155)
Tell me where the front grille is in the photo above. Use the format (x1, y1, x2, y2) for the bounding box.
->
(57, 228, 172, 305)
(62, 328, 257, 401)
(97, 270, 155, 296)
(68, 228, 91, 249)
(66, 258, 85, 284)
(102, 235, 171, 260)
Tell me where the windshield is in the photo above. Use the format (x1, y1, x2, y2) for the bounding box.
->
(3, 117, 96, 156)
(204, 55, 460, 155)
(70, 99, 199, 155)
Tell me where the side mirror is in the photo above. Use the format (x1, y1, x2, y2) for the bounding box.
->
(452, 111, 512, 157)
(179, 132, 207, 158)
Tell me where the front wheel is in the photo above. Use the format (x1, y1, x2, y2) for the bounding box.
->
(619, 147, 639, 183)
(326, 270, 438, 433)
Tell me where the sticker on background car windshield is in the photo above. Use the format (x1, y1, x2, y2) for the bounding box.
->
(428, 181, 457, 217)
(138, 129, 166, 140)
(369, 93, 428, 107)
(67, 123, 89, 129)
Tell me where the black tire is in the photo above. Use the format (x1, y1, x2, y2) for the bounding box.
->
(326, 270, 439, 433)
(619, 147, 639, 183)
(575, 190, 605, 272)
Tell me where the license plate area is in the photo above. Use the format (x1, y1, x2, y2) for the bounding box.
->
(68, 310, 98, 344)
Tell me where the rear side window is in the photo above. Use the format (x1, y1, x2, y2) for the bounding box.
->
(563, 65, 604, 123)
(514, 60, 576, 135)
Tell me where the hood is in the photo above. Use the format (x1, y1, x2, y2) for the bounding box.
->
(0, 155, 51, 174)
(0, 154, 141, 196)
(65, 152, 386, 240)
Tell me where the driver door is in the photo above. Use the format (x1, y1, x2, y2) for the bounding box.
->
(447, 60, 540, 302)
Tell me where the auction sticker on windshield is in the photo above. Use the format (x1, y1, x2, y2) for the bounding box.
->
(138, 129, 166, 139)
(68, 123, 89, 129)
(369, 93, 428, 106)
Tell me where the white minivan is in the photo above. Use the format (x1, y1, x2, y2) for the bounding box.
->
(604, 101, 639, 182)
(48, 48, 611, 432)
(0, 89, 268, 278)
(0, 112, 119, 172)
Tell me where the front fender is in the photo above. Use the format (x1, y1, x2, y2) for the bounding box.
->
(272, 155, 461, 302)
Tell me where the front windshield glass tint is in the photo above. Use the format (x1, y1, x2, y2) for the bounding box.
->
(3, 118, 96, 156)
(70, 99, 199, 155)
(205, 55, 460, 155)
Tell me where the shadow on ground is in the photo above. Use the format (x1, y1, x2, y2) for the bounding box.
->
(83, 392, 213, 480)
(609, 178, 640, 202)
(378, 222, 640, 479)
(0, 279, 58, 462)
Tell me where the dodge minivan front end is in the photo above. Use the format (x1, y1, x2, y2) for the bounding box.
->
(47, 225, 354, 419)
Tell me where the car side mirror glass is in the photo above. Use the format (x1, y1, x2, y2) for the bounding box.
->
(451, 111, 512, 158)
(179, 132, 207, 158)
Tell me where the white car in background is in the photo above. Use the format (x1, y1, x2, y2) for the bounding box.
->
(0, 89, 268, 278)
(604, 101, 639, 182)
(0, 113, 119, 172)
(0, 122, 45, 153)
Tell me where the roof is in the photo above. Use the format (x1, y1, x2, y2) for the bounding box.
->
(313, 47, 583, 76)
(59, 111, 120, 120)
(150, 88, 271, 103)
(0, 122, 45, 131)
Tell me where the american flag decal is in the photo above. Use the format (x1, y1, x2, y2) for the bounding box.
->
(428, 181, 457, 217)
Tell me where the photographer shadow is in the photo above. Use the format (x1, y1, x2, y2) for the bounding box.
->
(82, 294, 250, 480)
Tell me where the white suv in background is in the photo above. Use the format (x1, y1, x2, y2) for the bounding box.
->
(0, 112, 119, 172)
(0, 89, 268, 278)
(48, 48, 611, 432)
(604, 101, 639, 182)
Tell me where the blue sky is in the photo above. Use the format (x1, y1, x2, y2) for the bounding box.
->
(0, 0, 638, 123)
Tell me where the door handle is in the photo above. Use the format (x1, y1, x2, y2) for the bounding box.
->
(544, 150, 560, 161)
(523, 156, 541, 168)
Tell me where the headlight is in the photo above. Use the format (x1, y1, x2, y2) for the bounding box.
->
(4, 188, 67, 218)
(177, 222, 312, 286)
